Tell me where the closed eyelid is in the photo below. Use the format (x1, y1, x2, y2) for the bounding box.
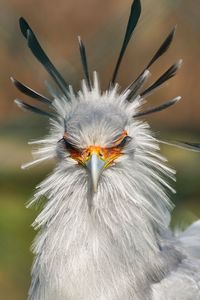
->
(111, 131, 132, 148)
(116, 136, 132, 148)
(61, 131, 131, 151)
(58, 137, 80, 153)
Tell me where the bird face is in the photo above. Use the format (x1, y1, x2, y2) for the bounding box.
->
(58, 101, 133, 192)
(63, 130, 131, 192)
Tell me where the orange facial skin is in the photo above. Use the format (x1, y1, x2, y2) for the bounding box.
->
(64, 130, 128, 168)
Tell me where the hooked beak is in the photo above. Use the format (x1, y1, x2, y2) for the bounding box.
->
(67, 142, 122, 193)
(86, 153, 106, 192)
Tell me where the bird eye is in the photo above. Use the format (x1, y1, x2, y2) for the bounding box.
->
(59, 137, 79, 152)
(117, 136, 132, 148)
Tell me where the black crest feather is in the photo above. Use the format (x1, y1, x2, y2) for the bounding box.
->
(127, 27, 176, 100)
(126, 70, 150, 100)
(111, 0, 141, 85)
(14, 99, 55, 118)
(133, 96, 181, 118)
(78, 36, 91, 90)
(147, 27, 176, 69)
(11, 77, 52, 105)
(141, 60, 182, 97)
(19, 17, 69, 98)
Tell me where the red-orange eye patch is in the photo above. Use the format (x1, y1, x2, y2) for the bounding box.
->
(63, 130, 131, 167)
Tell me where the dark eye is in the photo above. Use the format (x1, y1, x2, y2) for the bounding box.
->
(117, 136, 132, 148)
(59, 138, 79, 152)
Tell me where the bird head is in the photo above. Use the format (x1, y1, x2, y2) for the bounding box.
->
(56, 87, 136, 193)
(13, 0, 200, 215)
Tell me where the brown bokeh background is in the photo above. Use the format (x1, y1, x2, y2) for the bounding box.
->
(0, 0, 200, 299)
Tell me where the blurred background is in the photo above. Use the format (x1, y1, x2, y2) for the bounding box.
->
(0, 0, 200, 298)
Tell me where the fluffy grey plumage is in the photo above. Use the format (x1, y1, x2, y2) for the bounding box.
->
(23, 76, 199, 300)
(13, 1, 200, 299)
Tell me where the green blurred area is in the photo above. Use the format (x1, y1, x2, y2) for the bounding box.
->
(0, 0, 200, 299)
(0, 119, 47, 299)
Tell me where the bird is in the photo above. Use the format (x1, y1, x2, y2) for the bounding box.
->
(12, 0, 200, 299)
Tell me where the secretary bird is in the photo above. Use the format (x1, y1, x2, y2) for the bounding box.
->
(13, 0, 200, 299)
